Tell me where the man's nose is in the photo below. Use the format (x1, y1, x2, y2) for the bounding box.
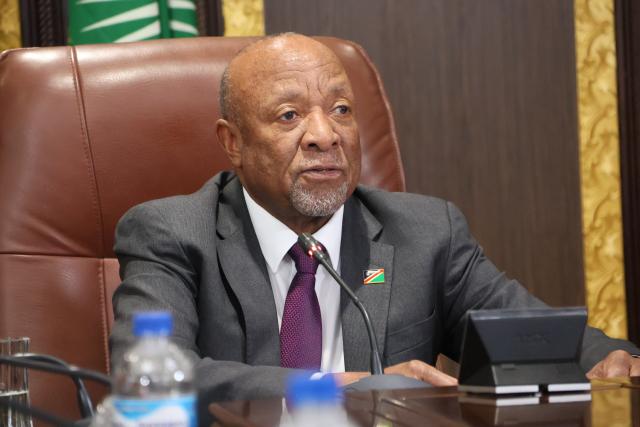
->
(301, 111, 339, 150)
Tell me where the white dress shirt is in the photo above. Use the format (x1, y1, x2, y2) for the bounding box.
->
(243, 188, 346, 373)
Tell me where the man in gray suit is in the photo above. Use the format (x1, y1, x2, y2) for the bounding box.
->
(110, 33, 640, 401)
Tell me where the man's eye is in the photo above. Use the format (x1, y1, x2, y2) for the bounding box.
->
(335, 105, 350, 114)
(280, 111, 297, 121)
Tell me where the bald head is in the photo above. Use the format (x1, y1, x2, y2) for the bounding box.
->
(219, 33, 350, 126)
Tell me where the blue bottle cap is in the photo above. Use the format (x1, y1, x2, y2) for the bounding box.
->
(132, 311, 173, 337)
(286, 373, 343, 408)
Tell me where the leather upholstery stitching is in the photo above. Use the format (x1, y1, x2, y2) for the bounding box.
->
(67, 46, 110, 372)
(98, 259, 110, 373)
(67, 46, 106, 256)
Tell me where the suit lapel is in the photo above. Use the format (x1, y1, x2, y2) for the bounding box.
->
(340, 196, 393, 372)
(216, 179, 281, 366)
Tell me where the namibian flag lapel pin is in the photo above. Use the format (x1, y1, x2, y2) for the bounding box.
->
(363, 268, 385, 285)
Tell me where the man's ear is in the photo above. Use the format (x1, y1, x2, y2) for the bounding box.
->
(216, 118, 243, 169)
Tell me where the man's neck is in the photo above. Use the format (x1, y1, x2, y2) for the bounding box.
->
(285, 215, 332, 235)
(242, 187, 344, 274)
(242, 192, 333, 235)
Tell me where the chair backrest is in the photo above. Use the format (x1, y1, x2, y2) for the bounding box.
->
(0, 36, 405, 419)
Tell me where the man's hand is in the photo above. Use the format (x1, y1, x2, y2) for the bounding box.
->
(587, 350, 640, 379)
(384, 360, 458, 386)
(334, 360, 457, 387)
(333, 371, 370, 386)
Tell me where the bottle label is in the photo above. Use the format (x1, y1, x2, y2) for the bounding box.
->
(111, 394, 196, 427)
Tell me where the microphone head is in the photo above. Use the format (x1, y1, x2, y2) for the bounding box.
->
(298, 233, 317, 253)
(298, 233, 332, 266)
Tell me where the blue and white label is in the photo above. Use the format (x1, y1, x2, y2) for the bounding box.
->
(112, 394, 196, 427)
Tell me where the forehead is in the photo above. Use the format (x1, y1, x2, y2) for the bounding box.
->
(230, 37, 353, 100)
(267, 62, 351, 99)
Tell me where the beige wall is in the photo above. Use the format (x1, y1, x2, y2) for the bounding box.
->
(0, 0, 21, 51)
(575, 0, 627, 339)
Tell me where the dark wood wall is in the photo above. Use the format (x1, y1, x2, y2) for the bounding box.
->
(266, 0, 585, 307)
(616, 0, 640, 346)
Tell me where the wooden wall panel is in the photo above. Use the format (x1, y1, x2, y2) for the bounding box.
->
(265, 0, 584, 307)
(616, 0, 640, 346)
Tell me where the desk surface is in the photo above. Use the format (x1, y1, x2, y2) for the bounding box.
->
(209, 377, 640, 426)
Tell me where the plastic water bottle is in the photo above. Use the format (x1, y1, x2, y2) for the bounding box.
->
(281, 374, 356, 427)
(110, 311, 197, 427)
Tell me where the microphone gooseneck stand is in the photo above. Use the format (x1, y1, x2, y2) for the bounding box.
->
(298, 233, 429, 391)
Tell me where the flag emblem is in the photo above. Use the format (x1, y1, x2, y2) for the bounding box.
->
(68, 0, 199, 45)
(363, 269, 385, 285)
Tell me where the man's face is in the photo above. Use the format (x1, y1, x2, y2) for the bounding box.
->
(222, 36, 361, 231)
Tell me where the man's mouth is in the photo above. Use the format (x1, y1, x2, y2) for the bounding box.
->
(299, 166, 344, 179)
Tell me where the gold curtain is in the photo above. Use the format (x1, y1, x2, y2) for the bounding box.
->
(0, 0, 21, 51)
(222, 0, 265, 36)
(575, 0, 627, 339)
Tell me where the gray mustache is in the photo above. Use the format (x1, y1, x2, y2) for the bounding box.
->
(298, 153, 345, 169)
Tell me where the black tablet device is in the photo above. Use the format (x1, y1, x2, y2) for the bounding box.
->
(458, 307, 590, 394)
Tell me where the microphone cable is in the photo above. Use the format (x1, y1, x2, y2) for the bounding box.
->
(15, 353, 96, 417)
(0, 353, 111, 422)
(0, 355, 111, 386)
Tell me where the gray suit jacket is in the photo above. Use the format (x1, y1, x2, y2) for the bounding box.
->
(110, 171, 639, 401)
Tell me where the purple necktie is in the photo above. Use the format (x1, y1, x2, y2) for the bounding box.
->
(280, 242, 322, 370)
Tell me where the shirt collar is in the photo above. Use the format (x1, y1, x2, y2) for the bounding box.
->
(243, 188, 344, 273)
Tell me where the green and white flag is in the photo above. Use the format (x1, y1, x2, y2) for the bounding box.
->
(68, 0, 198, 45)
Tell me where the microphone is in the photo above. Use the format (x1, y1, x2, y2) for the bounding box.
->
(298, 233, 429, 391)
(298, 232, 384, 375)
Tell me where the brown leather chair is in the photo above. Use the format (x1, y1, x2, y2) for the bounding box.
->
(0, 36, 405, 420)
